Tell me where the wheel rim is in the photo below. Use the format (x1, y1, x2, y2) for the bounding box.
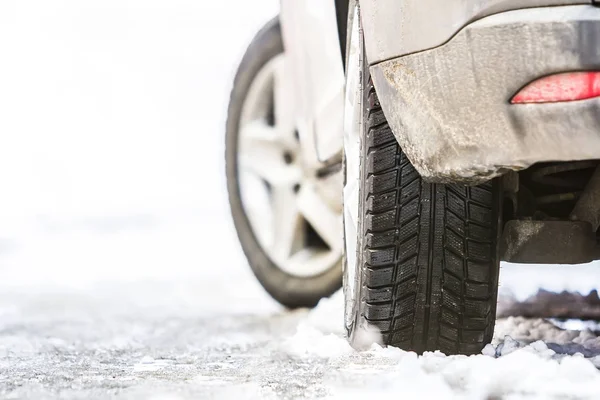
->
(343, 4, 362, 329)
(237, 54, 343, 278)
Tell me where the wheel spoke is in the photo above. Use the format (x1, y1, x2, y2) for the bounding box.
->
(238, 121, 300, 185)
(296, 182, 342, 250)
(271, 185, 304, 262)
(273, 55, 326, 170)
(273, 56, 297, 150)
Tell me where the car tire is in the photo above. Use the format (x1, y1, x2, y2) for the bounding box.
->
(344, 16, 502, 354)
(226, 18, 342, 309)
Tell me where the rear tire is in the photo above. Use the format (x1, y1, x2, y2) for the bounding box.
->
(345, 37, 502, 355)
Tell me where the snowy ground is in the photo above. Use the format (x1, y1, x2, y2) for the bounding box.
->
(1, 215, 600, 399)
(1, 1, 600, 399)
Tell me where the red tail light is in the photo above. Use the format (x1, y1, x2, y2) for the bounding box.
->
(511, 71, 600, 104)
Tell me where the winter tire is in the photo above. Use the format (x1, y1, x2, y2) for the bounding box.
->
(343, 6, 502, 355)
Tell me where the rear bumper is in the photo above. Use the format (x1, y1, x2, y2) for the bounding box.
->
(370, 5, 600, 183)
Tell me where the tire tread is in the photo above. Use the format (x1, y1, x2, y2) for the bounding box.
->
(355, 78, 501, 354)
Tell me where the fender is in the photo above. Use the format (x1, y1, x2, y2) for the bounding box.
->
(280, 0, 346, 165)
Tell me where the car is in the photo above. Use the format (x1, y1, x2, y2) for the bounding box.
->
(226, 0, 600, 355)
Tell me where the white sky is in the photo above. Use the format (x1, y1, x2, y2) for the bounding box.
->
(0, 0, 278, 219)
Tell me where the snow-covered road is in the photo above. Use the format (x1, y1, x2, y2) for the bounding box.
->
(0, 1, 600, 398)
(2, 283, 600, 400)
(1, 216, 600, 399)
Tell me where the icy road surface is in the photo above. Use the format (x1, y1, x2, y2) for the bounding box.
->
(1, 216, 600, 399)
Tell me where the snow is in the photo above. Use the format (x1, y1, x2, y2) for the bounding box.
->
(283, 324, 353, 358)
(0, 0, 599, 398)
(134, 357, 172, 373)
(7, 225, 600, 400)
(283, 293, 600, 399)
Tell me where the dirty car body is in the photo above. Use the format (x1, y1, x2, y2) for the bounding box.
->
(362, 1, 600, 183)
(282, 0, 600, 184)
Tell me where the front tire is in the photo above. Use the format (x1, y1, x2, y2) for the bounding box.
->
(226, 18, 342, 309)
(344, 9, 502, 355)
